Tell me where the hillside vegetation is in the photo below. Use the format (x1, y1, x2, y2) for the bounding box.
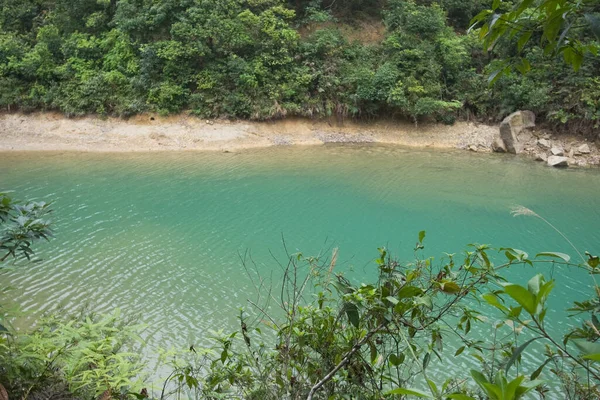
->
(0, 0, 598, 134)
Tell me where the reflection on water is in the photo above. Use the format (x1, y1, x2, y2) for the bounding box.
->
(1, 145, 599, 391)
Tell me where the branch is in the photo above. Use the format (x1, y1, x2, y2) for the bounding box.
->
(306, 322, 387, 400)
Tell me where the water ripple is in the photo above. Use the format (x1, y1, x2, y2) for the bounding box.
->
(1, 145, 599, 392)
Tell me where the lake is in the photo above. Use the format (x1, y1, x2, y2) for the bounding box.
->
(1, 144, 599, 391)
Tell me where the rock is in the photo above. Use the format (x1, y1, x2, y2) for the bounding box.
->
(547, 155, 569, 167)
(499, 123, 519, 154)
(578, 143, 591, 154)
(568, 149, 574, 158)
(534, 153, 548, 162)
(551, 146, 564, 156)
(468, 144, 478, 152)
(499, 110, 536, 154)
(564, 143, 571, 152)
(537, 139, 551, 149)
(510, 110, 536, 128)
(491, 137, 507, 153)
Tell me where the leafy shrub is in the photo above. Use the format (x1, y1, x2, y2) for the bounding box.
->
(0, 310, 145, 399)
(0, 0, 596, 133)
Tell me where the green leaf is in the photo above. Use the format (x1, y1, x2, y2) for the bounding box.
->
(573, 339, 600, 357)
(502, 283, 537, 315)
(397, 285, 423, 299)
(504, 250, 517, 262)
(500, 247, 529, 260)
(334, 281, 353, 294)
(418, 230, 426, 243)
(368, 340, 378, 363)
(536, 280, 555, 311)
(423, 352, 431, 370)
(515, 58, 531, 74)
(515, 379, 544, 397)
(483, 293, 508, 312)
(531, 357, 553, 379)
(582, 353, 600, 362)
(441, 281, 461, 294)
(507, 306, 522, 319)
(586, 252, 599, 269)
(505, 337, 542, 373)
(487, 68, 503, 85)
(593, 314, 600, 330)
(469, 9, 492, 27)
(415, 295, 433, 310)
(389, 353, 405, 366)
(470, 369, 489, 386)
(489, 13, 501, 30)
(455, 346, 465, 356)
(517, 31, 532, 52)
(535, 252, 570, 262)
(426, 379, 439, 397)
(344, 302, 360, 328)
(527, 274, 543, 296)
(385, 387, 431, 398)
(516, 0, 535, 15)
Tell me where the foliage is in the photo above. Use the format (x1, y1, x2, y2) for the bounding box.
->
(0, 191, 52, 264)
(1, 194, 600, 399)
(0, 0, 597, 132)
(470, 0, 600, 76)
(141, 229, 599, 399)
(0, 310, 145, 399)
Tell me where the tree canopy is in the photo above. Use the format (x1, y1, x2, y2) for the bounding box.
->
(0, 0, 598, 132)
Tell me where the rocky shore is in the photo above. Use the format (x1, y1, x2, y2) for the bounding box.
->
(0, 112, 598, 167)
(489, 110, 599, 168)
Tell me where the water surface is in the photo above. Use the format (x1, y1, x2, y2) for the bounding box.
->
(1, 145, 599, 388)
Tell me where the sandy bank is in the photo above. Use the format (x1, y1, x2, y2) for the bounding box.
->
(0, 113, 498, 152)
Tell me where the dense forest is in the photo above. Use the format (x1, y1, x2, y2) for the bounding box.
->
(0, 0, 598, 134)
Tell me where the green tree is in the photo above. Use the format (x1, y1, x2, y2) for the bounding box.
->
(471, 0, 600, 77)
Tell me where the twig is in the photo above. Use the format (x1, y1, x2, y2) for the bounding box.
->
(306, 322, 387, 400)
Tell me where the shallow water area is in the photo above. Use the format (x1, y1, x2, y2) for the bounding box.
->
(1, 144, 599, 391)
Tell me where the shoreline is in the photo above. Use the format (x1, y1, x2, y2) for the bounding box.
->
(0, 112, 497, 152)
(1, 112, 598, 167)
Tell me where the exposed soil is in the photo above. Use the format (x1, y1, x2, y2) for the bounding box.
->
(0, 112, 598, 167)
(0, 112, 497, 152)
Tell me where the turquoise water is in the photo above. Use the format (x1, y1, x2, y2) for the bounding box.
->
(1, 145, 599, 388)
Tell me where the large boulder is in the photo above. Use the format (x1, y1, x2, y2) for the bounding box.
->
(491, 137, 507, 153)
(498, 110, 536, 154)
(547, 155, 569, 167)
